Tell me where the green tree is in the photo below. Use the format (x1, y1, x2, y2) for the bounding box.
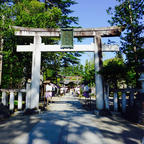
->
(39, 0, 79, 27)
(83, 59, 95, 86)
(0, 0, 80, 88)
(99, 56, 127, 89)
(60, 63, 84, 77)
(14, 0, 62, 28)
(107, 0, 144, 87)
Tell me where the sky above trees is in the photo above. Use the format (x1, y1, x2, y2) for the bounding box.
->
(71, 0, 119, 28)
(70, 0, 120, 65)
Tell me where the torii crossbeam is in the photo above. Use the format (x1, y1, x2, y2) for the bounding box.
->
(14, 26, 122, 110)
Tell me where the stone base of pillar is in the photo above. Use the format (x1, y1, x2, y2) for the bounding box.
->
(23, 108, 41, 115)
(0, 103, 10, 119)
(93, 109, 111, 117)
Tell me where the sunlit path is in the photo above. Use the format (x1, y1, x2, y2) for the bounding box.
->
(11, 94, 143, 144)
(25, 94, 105, 144)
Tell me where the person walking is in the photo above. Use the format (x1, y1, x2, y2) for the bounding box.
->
(83, 84, 89, 98)
(45, 82, 53, 105)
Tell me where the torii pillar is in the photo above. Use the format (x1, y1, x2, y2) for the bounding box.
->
(94, 35, 104, 110)
(30, 35, 42, 109)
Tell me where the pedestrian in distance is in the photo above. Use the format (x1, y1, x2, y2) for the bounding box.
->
(45, 82, 53, 105)
(83, 83, 89, 98)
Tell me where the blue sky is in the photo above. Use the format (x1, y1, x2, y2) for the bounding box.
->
(70, 0, 120, 65)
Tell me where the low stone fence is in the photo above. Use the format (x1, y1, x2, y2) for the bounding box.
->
(104, 88, 137, 113)
(0, 83, 31, 111)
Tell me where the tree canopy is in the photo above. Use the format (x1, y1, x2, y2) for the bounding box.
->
(107, 0, 144, 88)
(0, 0, 81, 88)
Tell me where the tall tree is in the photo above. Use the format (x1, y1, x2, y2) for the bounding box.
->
(0, 0, 81, 88)
(99, 56, 127, 89)
(107, 0, 144, 87)
(60, 63, 84, 77)
(39, 0, 79, 27)
(82, 59, 95, 86)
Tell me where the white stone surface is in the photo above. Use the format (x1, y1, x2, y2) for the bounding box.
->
(114, 92, 118, 112)
(2, 91, 7, 106)
(104, 84, 109, 110)
(30, 36, 41, 109)
(18, 92, 22, 110)
(94, 36, 104, 110)
(17, 44, 119, 52)
(9, 91, 14, 110)
(26, 83, 31, 109)
(18, 36, 42, 109)
(122, 92, 126, 113)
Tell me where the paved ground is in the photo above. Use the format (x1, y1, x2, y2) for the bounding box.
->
(0, 93, 144, 144)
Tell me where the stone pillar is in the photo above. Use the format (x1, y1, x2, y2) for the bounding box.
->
(114, 92, 118, 112)
(139, 73, 144, 93)
(138, 73, 144, 123)
(0, 38, 3, 86)
(0, 54, 2, 86)
(104, 83, 109, 110)
(26, 82, 31, 109)
(122, 92, 126, 113)
(18, 92, 22, 110)
(129, 91, 134, 107)
(94, 36, 104, 110)
(2, 91, 7, 106)
(9, 91, 14, 110)
(30, 36, 41, 109)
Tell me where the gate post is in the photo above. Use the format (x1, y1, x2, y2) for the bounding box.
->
(30, 36, 41, 109)
(114, 92, 118, 112)
(26, 82, 31, 109)
(2, 91, 7, 106)
(104, 83, 109, 110)
(122, 91, 126, 113)
(18, 91, 22, 110)
(9, 91, 14, 110)
(94, 36, 104, 110)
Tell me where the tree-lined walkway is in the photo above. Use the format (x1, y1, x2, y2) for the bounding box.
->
(0, 94, 143, 144)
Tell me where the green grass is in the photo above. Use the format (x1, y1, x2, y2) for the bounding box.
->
(8, 100, 25, 105)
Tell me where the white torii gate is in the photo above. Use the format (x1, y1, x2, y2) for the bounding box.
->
(14, 26, 122, 110)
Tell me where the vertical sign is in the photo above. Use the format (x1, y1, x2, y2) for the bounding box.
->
(61, 28, 73, 49)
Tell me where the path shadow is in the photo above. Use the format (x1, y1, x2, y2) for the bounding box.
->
(0, 114, 40, 144)
(0, 95, 143, 144)
(27, 96, 144, 144)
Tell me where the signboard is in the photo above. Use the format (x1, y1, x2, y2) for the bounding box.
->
(61, 28, 73, 49)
